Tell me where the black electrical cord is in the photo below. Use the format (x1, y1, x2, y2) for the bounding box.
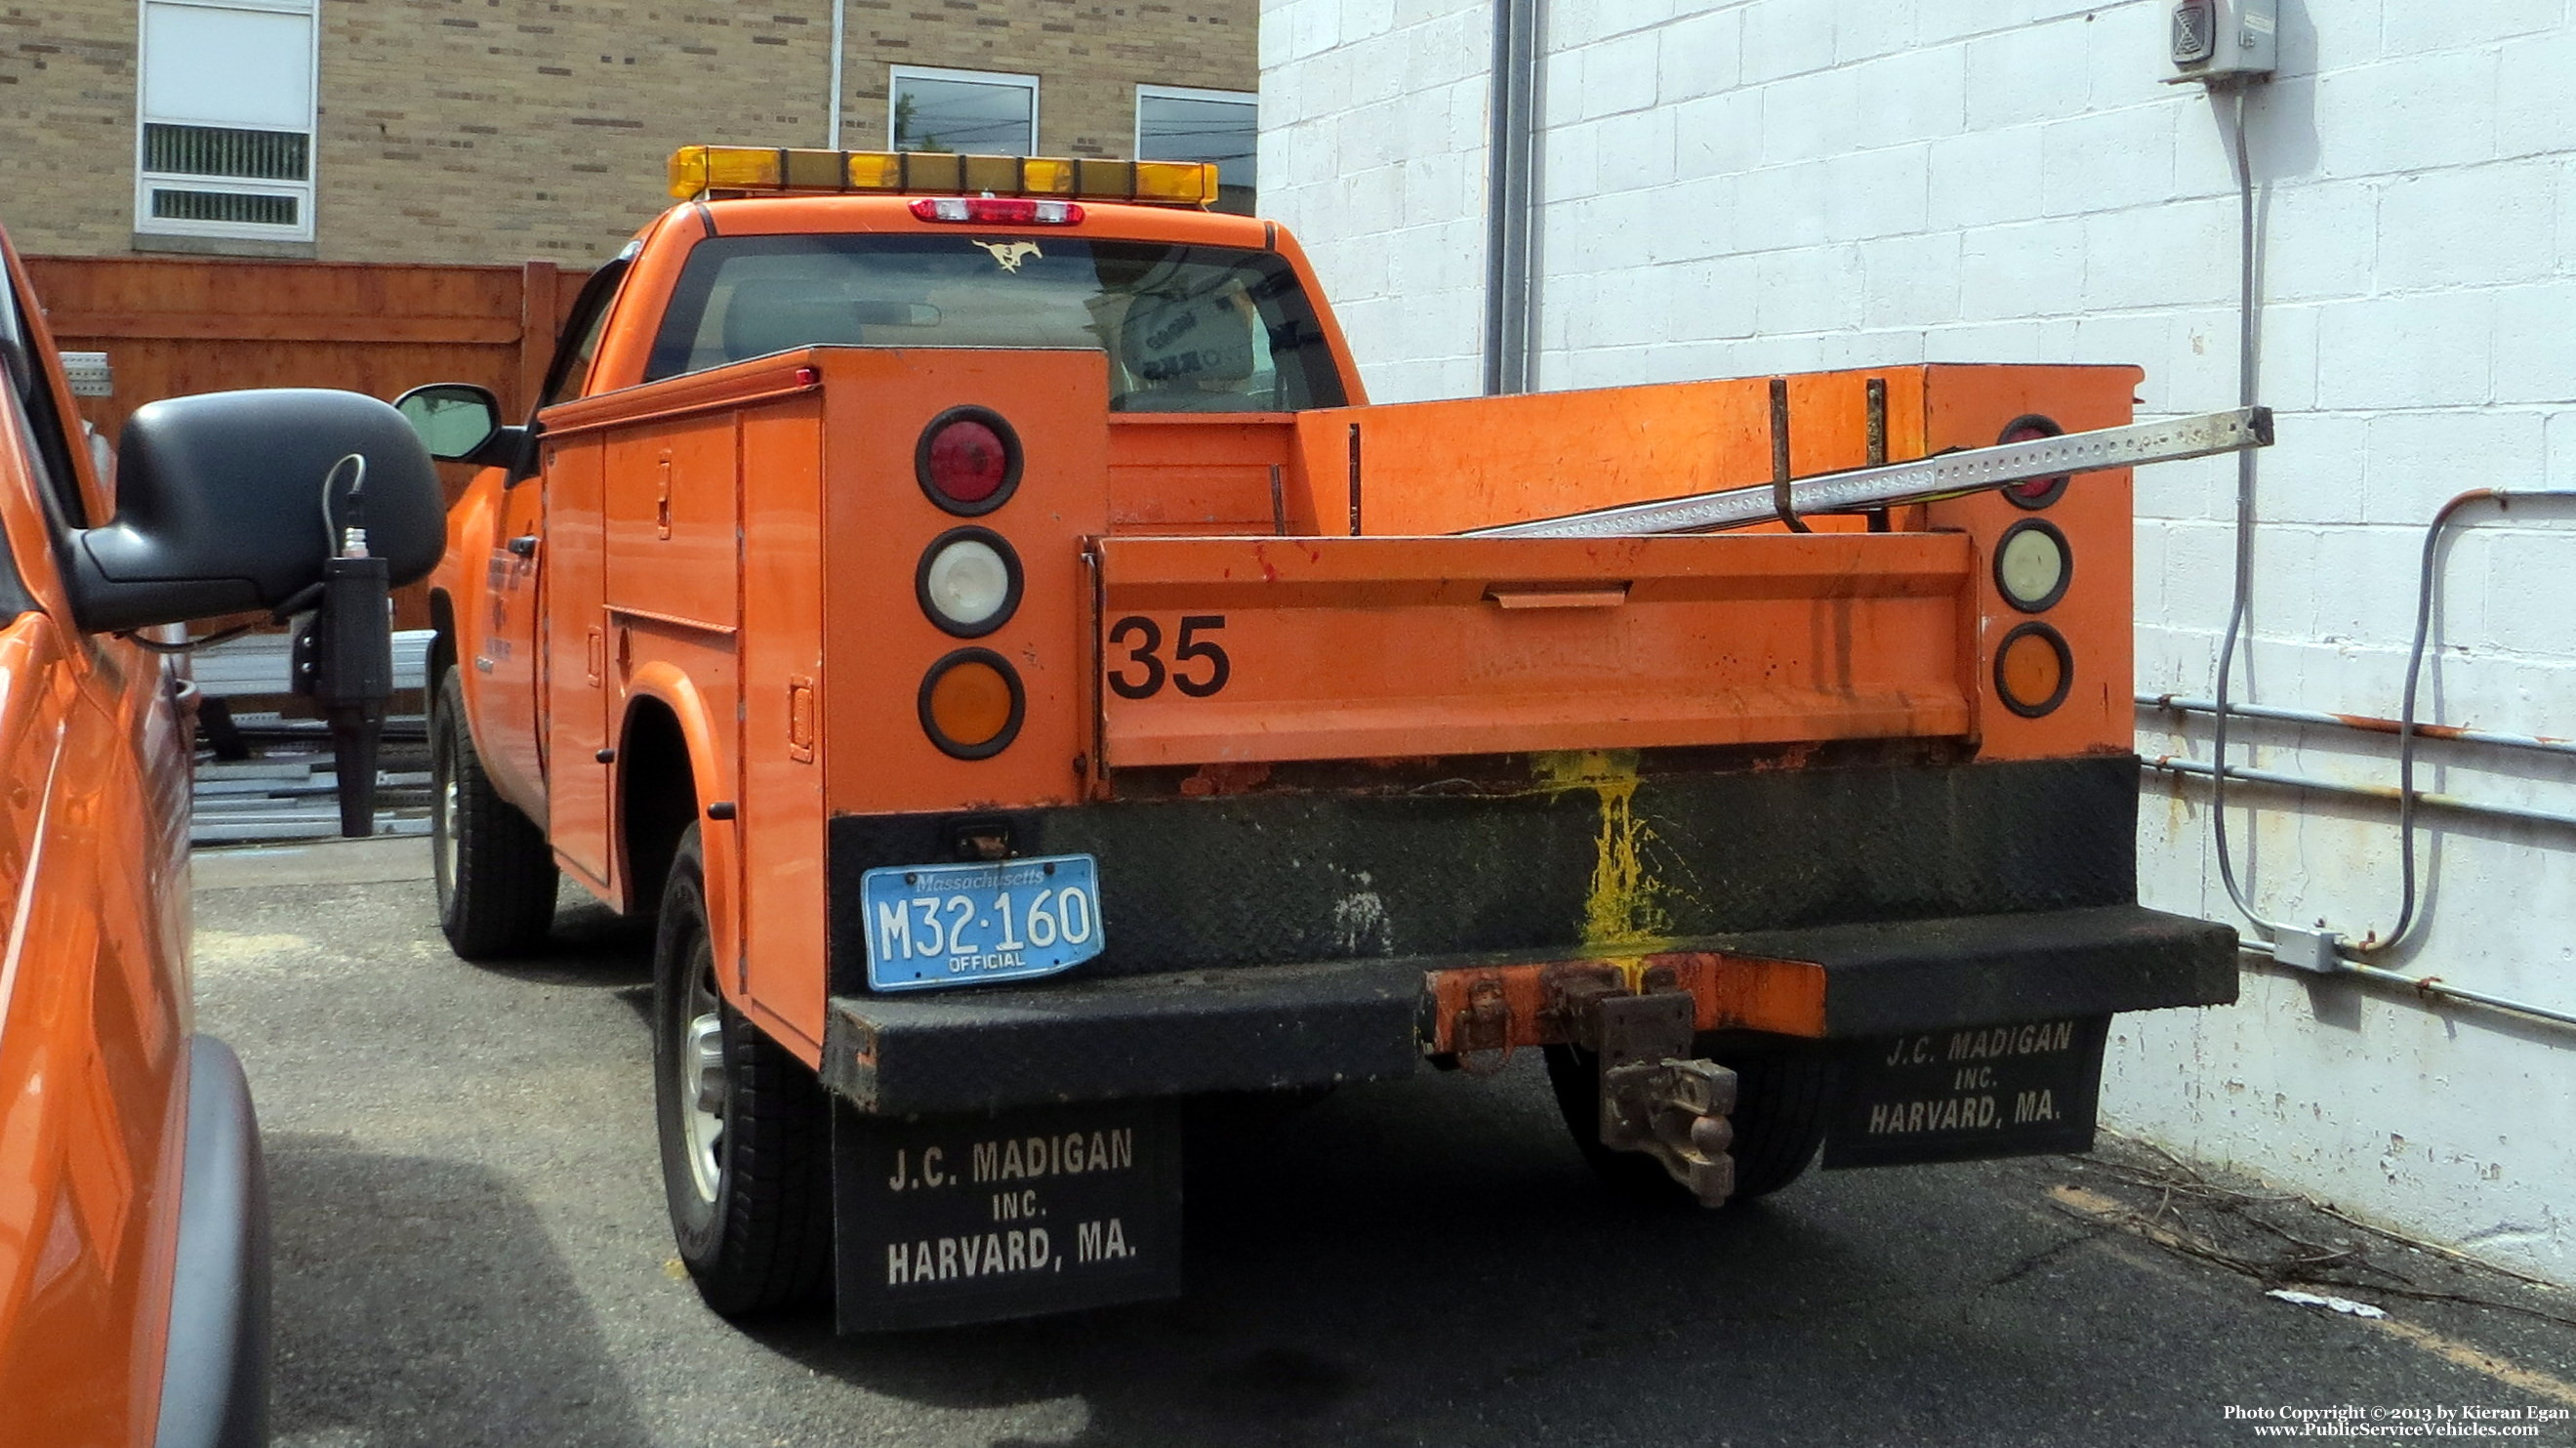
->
(118, 621, 257, 654)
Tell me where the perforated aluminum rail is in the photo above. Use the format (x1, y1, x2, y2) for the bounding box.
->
(1465, 407, 2274, 539)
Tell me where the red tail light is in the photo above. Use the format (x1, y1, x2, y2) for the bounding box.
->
(1998, 415, 2069, 509)
(910, 196, 1084, 226)
(916, 407, 1021, 515)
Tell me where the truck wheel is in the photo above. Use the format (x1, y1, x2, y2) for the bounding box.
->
(429, 668, 557, 959)
(1542, 1042, 1839, 1204)
(652, 825, 833, 1315)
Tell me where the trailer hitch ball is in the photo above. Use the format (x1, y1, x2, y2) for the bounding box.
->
(1600, 1055, 1740, 1207)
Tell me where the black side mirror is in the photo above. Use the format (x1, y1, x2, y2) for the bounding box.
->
(393, 382, 502, 461)
(67, 388, 446, 838)
(392, 381, 534, 476)
(68, 388, 443, 632)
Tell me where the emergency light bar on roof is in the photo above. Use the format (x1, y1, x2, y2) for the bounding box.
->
(666, 145, 1221, 208)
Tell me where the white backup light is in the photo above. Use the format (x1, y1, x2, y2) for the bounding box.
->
(1995, 520, 2071, 613)
(921, 534, 1017, 634)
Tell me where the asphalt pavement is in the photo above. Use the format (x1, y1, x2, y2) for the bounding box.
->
(191, 839, 2576, 1448)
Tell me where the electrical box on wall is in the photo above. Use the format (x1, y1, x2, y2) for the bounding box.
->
(2166, 0, 2277, 84)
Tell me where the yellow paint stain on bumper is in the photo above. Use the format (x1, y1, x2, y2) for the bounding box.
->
(1533, 750, 1670, 970)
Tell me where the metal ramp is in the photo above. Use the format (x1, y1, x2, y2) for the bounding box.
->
(186, 629, 436, 847)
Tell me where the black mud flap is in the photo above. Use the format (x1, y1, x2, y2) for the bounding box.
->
(832, 1098, 1183, 1332)
(1821, 1014, 2109, 1169)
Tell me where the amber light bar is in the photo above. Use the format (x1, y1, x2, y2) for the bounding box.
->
(666, 145, 1220, 208)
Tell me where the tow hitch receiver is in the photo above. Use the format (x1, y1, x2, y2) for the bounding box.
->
(1592, 993, 1740, 1207)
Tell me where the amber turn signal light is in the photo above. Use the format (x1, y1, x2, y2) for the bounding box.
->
(1994, 622, 2073, 719)
(920, 648, 1025, 759)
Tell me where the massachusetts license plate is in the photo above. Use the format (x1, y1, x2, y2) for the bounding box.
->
(860, 854, 1105, 992)
(1822, 1015, 2111, 1170)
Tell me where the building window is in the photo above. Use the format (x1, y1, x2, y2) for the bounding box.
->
(889, 66, 1039, 155)
(135, 0, 318, 242)
(1135, 85, 1256, 215)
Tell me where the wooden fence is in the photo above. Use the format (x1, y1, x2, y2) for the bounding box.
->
(25, 254, 591, 627)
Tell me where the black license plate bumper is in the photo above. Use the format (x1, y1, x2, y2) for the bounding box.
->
(819, 903, 2234, 1117)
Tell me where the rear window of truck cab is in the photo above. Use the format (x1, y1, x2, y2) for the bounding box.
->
(643, 234, 1347, 413)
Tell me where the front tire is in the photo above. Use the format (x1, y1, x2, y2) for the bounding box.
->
(652, 825, 833, 1315)
(429, 667, 557, 959)
(1543, 1041, 1839, 1204)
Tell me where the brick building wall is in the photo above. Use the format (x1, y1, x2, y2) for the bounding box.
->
(0, 2, 142, 256)
(1265, 0, 2576, 1285)
(1, 0, 1254, 266)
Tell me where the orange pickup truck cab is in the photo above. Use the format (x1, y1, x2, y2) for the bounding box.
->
(409, 148, 2238, 1334)
(0, 225, 444, 1445)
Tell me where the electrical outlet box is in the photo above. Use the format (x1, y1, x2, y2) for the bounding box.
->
(2270, 925, 2345, 975)
(2166, 0, 2276, 85)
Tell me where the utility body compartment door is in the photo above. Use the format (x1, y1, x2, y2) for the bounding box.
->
(1090, 533, 1976, 769)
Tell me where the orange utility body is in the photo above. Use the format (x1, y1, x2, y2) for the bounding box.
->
(434, 196, 2139, 1049)
(420, 165, 2234, 1330)
(0, 226, 238, 1447)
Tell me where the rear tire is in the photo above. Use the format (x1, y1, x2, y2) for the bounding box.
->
(429, 667, 557, 959)
(1718, 1047, 1840, 1200)
(1543, 1041, 1839, 1204)
(653, 825, 833, 1316)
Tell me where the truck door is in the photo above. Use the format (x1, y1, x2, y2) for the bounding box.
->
(525, 256, 632, 889)
(478, 474, 547, 798)
(541, 434, 613, 888)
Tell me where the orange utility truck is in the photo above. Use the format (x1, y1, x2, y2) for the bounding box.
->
(405, 146, 2259, 1333)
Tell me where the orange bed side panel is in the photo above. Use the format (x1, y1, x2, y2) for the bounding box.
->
(1288, 367, 1931, 537)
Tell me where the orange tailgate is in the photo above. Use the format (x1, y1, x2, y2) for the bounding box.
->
(1091, 532, 1975, 768)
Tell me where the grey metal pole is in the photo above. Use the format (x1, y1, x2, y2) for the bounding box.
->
(828, 0, 847, 149)
(1483, 0, 1542, 395)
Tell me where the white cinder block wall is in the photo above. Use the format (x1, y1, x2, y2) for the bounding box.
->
(1263, 0, 2576, 1284)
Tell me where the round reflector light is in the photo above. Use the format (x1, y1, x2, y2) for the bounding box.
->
(916, 406, 1021, 515)
(1994, 623, 2073, 719)
(919, 648, 1025, 758)
(917, 527, 1022, 637)
(1998, 414, 2069, 510)
(1993, 518, 2072, 613)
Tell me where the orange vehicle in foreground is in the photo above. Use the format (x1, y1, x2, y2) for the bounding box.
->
(0, 226, 444, 1441)
(408, 147, 2245, 1332)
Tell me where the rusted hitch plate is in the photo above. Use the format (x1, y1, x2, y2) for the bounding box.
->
(1423, 950, 1829, 1062)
